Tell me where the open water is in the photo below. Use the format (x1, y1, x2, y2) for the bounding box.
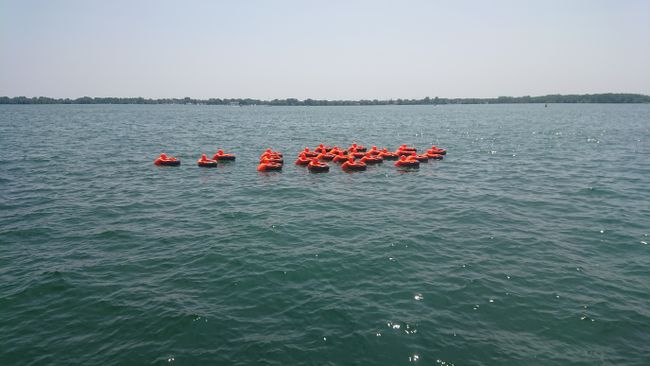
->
(1, 104, 649, 365)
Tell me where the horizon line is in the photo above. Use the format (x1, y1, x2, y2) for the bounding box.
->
(2, 92, 649, 101)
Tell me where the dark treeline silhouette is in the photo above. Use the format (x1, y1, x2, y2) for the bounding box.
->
(1, 93, 648, 105)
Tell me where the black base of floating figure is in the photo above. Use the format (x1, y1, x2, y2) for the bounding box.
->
(380, 153, 399, 160)
(198, 161, 218, 167)
(427, 153, 444, 160)
(157, 160, 181, 166)
(215, 155, 236, 161)
(395, 160, 420, 168)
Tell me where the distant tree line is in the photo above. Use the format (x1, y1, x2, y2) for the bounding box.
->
(0, 93, 648, 105)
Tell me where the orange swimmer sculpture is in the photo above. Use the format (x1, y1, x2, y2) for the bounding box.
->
(154, 153, 180, 166)
(197, 153, 218, 167)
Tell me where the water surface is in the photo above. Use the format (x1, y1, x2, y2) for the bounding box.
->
(1, 104, 649, 365)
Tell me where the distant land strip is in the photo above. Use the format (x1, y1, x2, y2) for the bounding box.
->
(1, 93, 648, 105)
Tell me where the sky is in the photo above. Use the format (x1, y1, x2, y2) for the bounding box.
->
(1, 0, 649, 99)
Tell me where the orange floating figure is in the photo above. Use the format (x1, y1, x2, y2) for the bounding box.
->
(257, 162, 282, 172)
(398, 144, 417, 151)
(260, 148, 283, 164)
(315, 144, 332, 154)
(348, 143, 367, 153)
(295, 152, 310, 166)
(154, 153, 180, 166)
(260, 148, 283, 159)
(332, 151, 350, 163)
(410, 152, 429, 162)
(212, 149, 236, 161)
(361, 154, 383, 165)
(341, 157, 367, 171)
(379, 148, 399, 160)
(348, 147, 365, 158)
(320, 151, 335, 161)
(427, 146, 447, 155)
(261, 156, 283, 164)
(302, 147, 319, 158)
(197, 153, 218, 168)
(307, 158, 330, 173)
(396, 144, 417, 156)
(395, 155, 420, 168)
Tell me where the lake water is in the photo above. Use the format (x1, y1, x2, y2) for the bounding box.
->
(1, 104, 649, 365)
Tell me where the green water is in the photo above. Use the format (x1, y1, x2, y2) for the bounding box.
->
(1, 104, 649, 365)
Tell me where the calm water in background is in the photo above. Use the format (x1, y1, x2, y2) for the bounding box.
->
(1, 104, 649, 365)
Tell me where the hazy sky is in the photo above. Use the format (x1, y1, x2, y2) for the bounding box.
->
(1, 0, 649, 99)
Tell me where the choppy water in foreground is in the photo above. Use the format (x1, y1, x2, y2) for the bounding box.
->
(1, 104, 649, 365)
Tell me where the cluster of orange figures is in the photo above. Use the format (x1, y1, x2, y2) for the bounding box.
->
(289, 143, 446, 173)
(154, 143, 447, 172)
(257, 149, 284, 171)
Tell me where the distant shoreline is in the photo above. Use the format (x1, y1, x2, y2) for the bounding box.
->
(1, 93, 648, 105)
